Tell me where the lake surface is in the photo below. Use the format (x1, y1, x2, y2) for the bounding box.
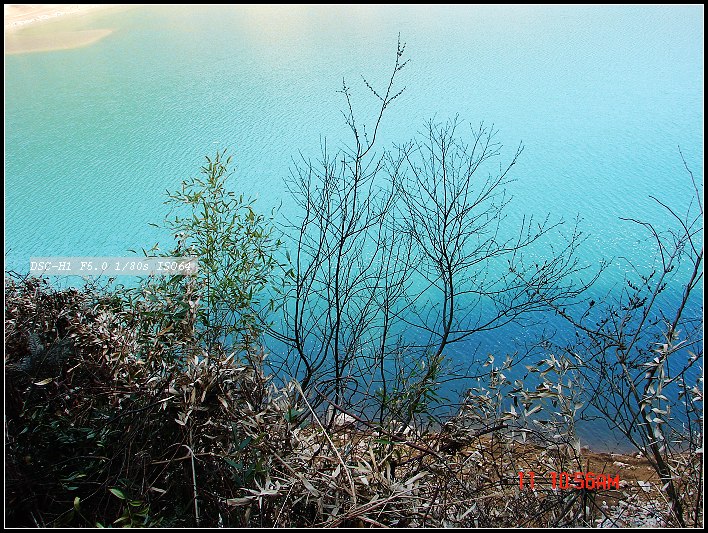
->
(5, 5, 703, 449)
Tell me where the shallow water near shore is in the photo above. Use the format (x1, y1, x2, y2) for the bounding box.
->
(5, 5, 703, 450)
(5, 28, 113, 54)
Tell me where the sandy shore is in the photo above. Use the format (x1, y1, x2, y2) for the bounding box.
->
(4, 4, 122, 31)
(4, 5, 128, 54)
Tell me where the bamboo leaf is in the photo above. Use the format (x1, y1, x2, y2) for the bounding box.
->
(109, 487, 126, 500)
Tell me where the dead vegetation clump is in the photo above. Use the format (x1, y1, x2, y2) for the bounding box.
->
(4, 276, 700, 527)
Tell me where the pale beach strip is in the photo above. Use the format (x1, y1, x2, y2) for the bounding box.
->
(4, 4, 129, 54)
(4, 4, 119, 31)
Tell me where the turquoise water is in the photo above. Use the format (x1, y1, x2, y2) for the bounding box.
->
(5, 6, 703, 447)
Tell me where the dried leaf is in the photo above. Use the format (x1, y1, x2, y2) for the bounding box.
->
(226, 496, 254, 506)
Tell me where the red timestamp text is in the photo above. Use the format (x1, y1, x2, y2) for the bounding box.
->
(518, 471, 620, 490)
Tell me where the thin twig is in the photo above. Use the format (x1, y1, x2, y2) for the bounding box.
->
(185, 428, 200, 527)
(294, 381, 357, 508)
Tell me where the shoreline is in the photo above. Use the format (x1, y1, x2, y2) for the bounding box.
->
(5, 28, 114, 55)
(4, 5, 130, 55)
(4, 4, 120, 31)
